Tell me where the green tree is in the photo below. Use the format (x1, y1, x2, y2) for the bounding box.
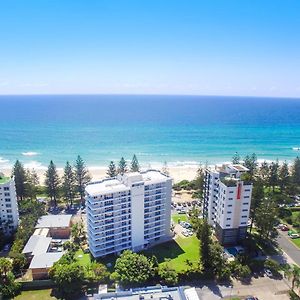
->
(74, 155, 91, 203)
(279, 161, 290, 193)
(196, 219, 212, 271)
(268, 160, 279, 192)
(45, 160, 60, 207)
(259, 161, 270, 185)
(62, 161, 76, 207)
(284, 264, 300, 292)
(12, 160, 27, 200)
(25, 168, 39, 199)
(71, 221, 85, 246)
(209, 242, 230, 280)
(111, 250, 155, 287)
(291, 157, 300, 195)
(243, 153, 258, 179)
(249, 178, 264, 233)
(118, 157, 127, 175)
(130, 154, 140, 172)
(232, 152, 240, 164)
(49, 262, 85, 299)
(158, 264, 178, 286)
(85, 262, 109, 283)
(107, 161, 117, 178)
(255, 197, 278, 240)
(0, 257, 20, 298)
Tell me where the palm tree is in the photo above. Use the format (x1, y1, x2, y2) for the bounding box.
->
(284, 264, 300, 291)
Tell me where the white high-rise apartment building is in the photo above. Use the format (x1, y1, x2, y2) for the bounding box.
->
(203, 164, 252, 245)
(0, 174, 19, 235)
(85, 170, 172, 258)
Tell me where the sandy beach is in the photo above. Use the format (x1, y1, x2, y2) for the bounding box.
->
(1, 165, 199, 185)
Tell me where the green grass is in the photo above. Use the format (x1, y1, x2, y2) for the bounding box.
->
(75, 249, 91, 266)
(290, 237, 300, 248)
(143, 235, 200, 272)
(172, 213, 188, 224)
(14, 289, 56, 300)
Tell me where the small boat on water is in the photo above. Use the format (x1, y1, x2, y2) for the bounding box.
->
(292, 147, 300, 151)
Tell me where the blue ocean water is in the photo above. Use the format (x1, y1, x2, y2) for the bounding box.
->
(0, 94, 300, 169)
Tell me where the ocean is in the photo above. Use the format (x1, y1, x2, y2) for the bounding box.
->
(0, 94, 300, 170)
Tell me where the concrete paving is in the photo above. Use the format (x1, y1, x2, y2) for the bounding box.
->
(196, 277, 290, 300)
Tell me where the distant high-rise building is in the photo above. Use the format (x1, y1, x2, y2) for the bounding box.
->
(0, 174, 19, 235)
(85, 170, 172, 258)
(203, 164, 252, 245)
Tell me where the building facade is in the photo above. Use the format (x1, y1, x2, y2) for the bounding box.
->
(85, 170, 172, 258)
(203, 164, 252, 245)
(0, 174, 19, 235)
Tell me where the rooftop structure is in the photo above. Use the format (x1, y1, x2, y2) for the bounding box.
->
(35, 214, 72, 228)
(94, 286, 193, 300)
(0, 175, 19, 235)
(86, 170, 172, 258)
(22, 235, 52, 256)
(203, 163, 253, 245)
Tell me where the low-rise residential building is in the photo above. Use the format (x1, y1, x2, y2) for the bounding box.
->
(0, 173, 19, 235)
(85, 170, 172, 258)
(22, 214, 72, 280)
(203, 163, 253, 245)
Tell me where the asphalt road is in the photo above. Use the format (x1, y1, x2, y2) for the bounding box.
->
(277, 230, 300, 265)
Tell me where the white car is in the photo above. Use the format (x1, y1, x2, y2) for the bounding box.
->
(264, 268, 273, 277)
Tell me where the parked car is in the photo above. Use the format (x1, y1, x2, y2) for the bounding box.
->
(264, 268, 273, 277)
(290, 233, 300, 239)
(280, 225, 289, 231)
(245, 297, 258, 300)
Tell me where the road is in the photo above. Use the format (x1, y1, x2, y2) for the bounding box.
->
(277, 230, 300, 265)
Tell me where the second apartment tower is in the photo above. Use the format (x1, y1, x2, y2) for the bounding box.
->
(203, 163, 253, 245)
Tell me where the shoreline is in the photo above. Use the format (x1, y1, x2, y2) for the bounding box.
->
(1, 165, 200, 184)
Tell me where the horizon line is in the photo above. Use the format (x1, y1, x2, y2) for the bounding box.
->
(0, 93, 300, 100)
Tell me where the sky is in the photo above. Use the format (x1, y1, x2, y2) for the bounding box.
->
(0, 0, 300, 97)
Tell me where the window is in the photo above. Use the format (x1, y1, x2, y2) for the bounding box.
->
(227, 211, 232, 214)
(241, 222, 247, 225)
(242, 209, 248, 212)
(226, 218, 231, 221)
(244, 196, 249, 199)
(6, 204, 11, 208)
(5, 198, 10, 202)
(242, 215, 247, 218)
(4, 193, 10, 197)
(228, 204, 232, 207)
(243, 202, 249, 205)
(4, 187, 9, 191)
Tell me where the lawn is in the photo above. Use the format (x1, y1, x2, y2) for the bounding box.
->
(75, 249, 92, 266)
(291, 237, 300, 248)
(172, 213, 188, 224)
(143, 235, 200, 272)
(14, 289, 56, 300)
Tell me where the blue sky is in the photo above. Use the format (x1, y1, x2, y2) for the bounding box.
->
(0, 0, 300, 97)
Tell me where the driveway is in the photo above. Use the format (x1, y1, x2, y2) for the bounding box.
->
(277, 230, 300, 266)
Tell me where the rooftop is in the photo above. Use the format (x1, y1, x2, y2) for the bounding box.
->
(29, 252, 63, 269)
(22, 235, 52, 256)
(86, 170, 170, 197)
(94, 286, 187, 300)
(35, 215, 72, 229)
(86, 179, 130, 196)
